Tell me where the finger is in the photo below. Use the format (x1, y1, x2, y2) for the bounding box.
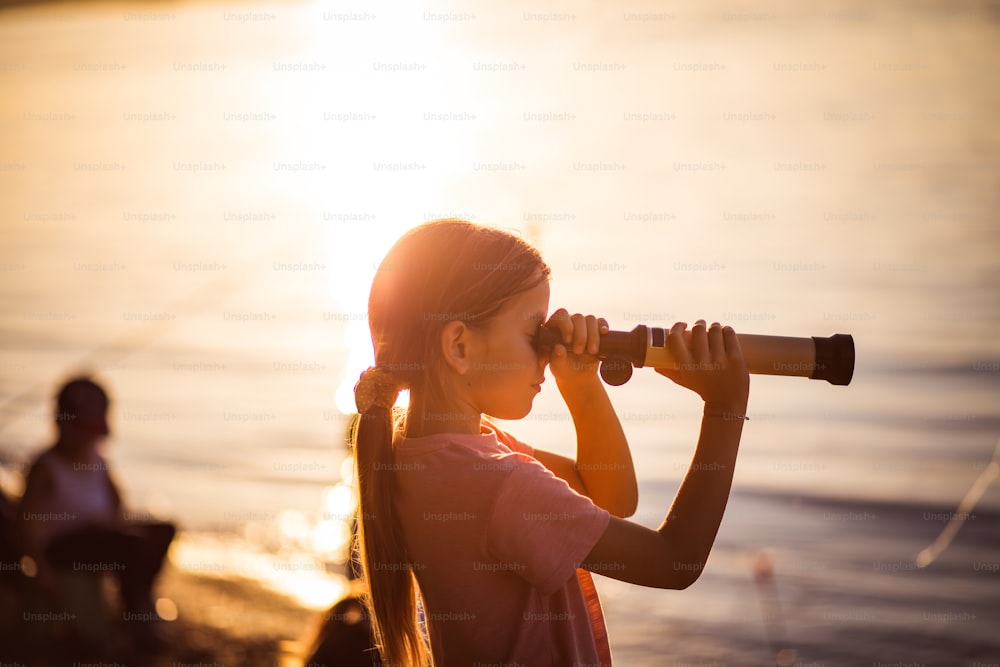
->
(585, 315, 600, 355)
(598, 317, 609, 334)
(708, 321, 725, 365)
(722, 325, 742, 360)
(545, 308, 573, 343)
(691, 319, 709, 364)
(667, 321, 691, 367)
(570, 313, 587, 355)
(545, 307, 569, 327)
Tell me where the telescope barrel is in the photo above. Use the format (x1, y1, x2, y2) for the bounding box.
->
(643, 331, 854, 385)
(534, 325, 854, 386)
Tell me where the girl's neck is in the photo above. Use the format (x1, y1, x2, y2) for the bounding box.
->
(404, 394, 482, 438)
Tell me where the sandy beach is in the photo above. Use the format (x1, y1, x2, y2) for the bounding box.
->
(0, 560, 322, 666)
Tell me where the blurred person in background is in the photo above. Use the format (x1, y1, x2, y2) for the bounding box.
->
(16, 375, 176, 652)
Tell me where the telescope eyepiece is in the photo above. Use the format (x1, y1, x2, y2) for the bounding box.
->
(531, 326, 563, 357)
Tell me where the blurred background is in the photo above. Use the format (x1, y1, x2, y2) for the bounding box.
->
(1, 0, 998, 664)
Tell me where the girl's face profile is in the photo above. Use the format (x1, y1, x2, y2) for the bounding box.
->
(465, 278, 551, 421)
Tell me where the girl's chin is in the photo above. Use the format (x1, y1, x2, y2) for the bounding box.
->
(490, 402, 535, 422)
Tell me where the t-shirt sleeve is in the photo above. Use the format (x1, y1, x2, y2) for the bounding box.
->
(486, 456, 611, 596)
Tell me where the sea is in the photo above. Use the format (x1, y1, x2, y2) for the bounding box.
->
(1, 0, 998, 664)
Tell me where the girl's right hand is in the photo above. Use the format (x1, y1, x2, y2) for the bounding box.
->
(654, 320, 749, 408)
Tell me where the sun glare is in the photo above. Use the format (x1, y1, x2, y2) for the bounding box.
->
(259, 3, 481, 417)
(328, 236, 415, 416)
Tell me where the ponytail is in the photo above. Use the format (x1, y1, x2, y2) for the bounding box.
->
(354, 405, 430, 667)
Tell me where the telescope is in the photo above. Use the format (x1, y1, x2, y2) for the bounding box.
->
(533, 325, 855, 387)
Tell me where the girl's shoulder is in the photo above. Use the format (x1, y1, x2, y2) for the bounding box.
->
(395, 418, 534, 459)
(485, 420, 535, 458)
(393, 425, 542, 483)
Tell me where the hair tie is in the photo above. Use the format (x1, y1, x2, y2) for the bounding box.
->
(354, 366, 402, 413)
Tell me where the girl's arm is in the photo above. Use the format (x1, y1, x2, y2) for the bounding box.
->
(533, 380, 636, 518)
(535, 310, 637, 518)
(581, 320, 750, 588)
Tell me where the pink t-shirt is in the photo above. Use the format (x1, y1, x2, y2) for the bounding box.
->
(393, 421, 613, 666)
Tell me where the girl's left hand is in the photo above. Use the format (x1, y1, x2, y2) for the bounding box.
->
(543, 309, 609, 388)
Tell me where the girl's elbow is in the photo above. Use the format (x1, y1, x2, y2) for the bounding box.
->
(658, 567, 702, 590)
(616, 485, 639, 518)
(674, 567, 704, 590)
(617, 498, 639, 519)
(606, 492, 638, 518)
(656, 554, 706, 590)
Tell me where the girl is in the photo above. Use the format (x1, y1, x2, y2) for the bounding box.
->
(353, 219, 749, 666)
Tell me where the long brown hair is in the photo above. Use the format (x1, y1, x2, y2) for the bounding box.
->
(354, 219, 549, 666)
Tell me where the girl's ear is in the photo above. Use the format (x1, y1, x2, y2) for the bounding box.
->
(440, 320, 473, 375)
